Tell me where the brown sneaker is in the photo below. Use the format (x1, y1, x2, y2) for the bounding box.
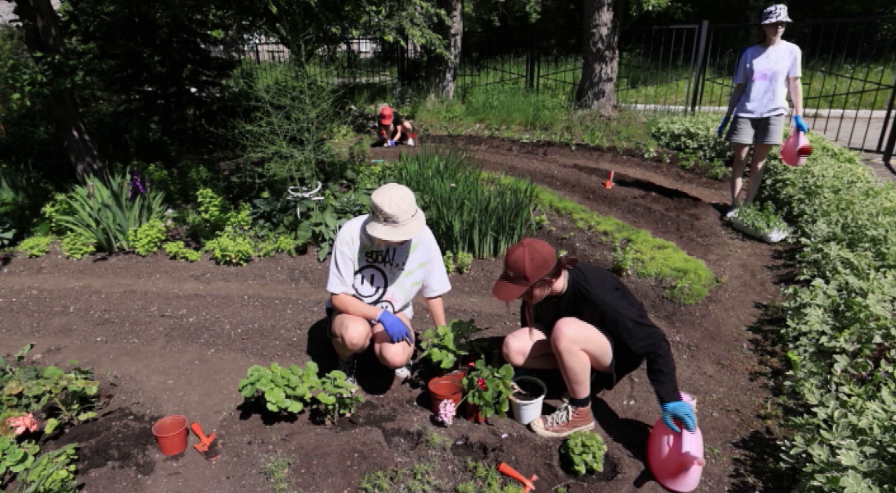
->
(530, 402, 595, 438)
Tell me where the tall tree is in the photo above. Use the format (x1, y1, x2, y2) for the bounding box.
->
(435, 0, 462, 98)
(575, 0, 672, 113)
(8, 0, 103, 179)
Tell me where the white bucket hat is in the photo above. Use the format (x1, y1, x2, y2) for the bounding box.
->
(760, 4, 793, 24)
(365, 183, 426, 242)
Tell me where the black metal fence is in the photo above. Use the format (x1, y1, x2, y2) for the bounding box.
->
(234, 17, 896, 161)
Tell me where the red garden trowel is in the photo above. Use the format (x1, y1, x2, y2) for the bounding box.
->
(603, 170, 615, 189)
(190, 422, 221, 461)
(497, 462, 538, 492)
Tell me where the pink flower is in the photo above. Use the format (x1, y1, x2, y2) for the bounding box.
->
(438, 399, 456, 426)
(6, 413, 37, 435)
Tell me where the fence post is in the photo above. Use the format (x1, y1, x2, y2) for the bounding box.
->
(878, 68, 896, 162)
(688, 20, 710, 113)
(526, 34, 537, 90)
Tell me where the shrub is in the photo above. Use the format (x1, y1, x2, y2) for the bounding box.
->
(394, 149, 537, 258)
(15, 235, 53, 257)
(127, 219, 166, 256)
(59, 232, 95, 259)
(162, 241, 201, 262)
(647, 114, 731, 179)
(55, 172, 167, 253)
(204, 227, 254, 266)
(755, 133, 896, 491)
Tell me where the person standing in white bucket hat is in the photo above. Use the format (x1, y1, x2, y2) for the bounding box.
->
(717, 4, 808, 218)
(324, 183, 451, 387)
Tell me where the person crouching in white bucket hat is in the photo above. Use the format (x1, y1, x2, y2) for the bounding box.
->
(717, 4, 808, 219)
(324, 183, 451, 387)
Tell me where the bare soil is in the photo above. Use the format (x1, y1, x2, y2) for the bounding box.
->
(0, 135, 787, 493)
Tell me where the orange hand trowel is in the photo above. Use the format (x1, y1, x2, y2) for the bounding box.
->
(190, 422, 221, 461)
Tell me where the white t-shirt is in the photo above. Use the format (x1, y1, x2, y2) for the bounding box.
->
(733, 40, 802, 118)
(326, 214, 451, 320)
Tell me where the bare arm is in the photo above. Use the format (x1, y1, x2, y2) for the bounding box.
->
(788, 77, 804, 116)
(726, 83, 747, 116)
(423, 296, 447, 328)
(330, 293, 382, 321)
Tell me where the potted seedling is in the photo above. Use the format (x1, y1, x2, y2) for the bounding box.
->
(727, 202, 791, 243)
(459, 358, 514, 423)
(421, 319, 488, 418)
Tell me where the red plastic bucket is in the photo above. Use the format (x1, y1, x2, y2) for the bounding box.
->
(151, 415, 188, 456)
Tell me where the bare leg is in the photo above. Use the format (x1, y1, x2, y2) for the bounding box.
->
(330, 313, 372, 361)
(744, 143, 774, 204)
(729, 143, 751, 207)
(550, 317, 613, 400)
(502, 327, 559, 369)
(371, 312, 414, 369)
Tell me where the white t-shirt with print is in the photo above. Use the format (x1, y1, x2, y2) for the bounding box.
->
(733, 40, 802, 118)
(326, 214, 451, 320)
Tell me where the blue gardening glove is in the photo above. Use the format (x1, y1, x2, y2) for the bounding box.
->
(793, 115, 809, 133)
(716, 114, 731, 138)
(661, 401, 697, 433)
(376, 309, 412, 344)
(386, 139, 395, 147)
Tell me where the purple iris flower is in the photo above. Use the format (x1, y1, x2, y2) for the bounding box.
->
(129, 171, 146, 201)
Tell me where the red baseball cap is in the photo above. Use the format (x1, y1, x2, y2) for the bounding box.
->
(378, 105, 393, 125)
(491, 238, 556, 302)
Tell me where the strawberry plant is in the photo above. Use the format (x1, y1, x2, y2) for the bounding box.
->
(419, 319, 486, 371)
(238, 362, 320, 415)
(312, 370, 362, 424)
(560, 431, 606, 476)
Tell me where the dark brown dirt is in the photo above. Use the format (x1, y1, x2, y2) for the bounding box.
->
(0, 135, 786, 493)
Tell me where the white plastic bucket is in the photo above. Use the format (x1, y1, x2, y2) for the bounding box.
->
(509, 376, 547, 425)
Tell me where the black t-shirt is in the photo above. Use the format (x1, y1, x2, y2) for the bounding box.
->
(519, 263, 681, 404)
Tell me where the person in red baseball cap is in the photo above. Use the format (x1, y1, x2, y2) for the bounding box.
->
(492, 238, 695, 438)
(376, 103, 415, 147)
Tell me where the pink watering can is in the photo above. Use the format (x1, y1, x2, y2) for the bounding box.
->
(646, 392, 705, 492)
(780, 130, 812, 167)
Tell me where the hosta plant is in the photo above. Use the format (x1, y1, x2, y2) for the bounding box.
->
(561, 431, 607, 476)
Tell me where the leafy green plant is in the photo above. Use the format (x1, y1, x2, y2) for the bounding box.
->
(394, 149, 537, 258)
(55, 172, 167, 253)
(255, 234, 299, 258)
(161, 241, 201, 262)
(21, 443, 78, 493)
(730, 202, 790, 236)
(455, 251, 473, 274)
(461, 359, 514, 419)
(295, 186, 369, 261)
(238, 362, 320, 415)
(312, 370, 362, 424)
(0, 346, 99, 428)
(15, 235, 52, 258)
(0, 437, 38, 484)
(443, 251, 455, 275)
(647, 114, 731, 179)
(204, 227, 254, 266)
(419, 319, 486, 371)
(560, 431, 607, 476)
(127, 219, 166, 256)
(358, 461, 441, 493)
(58, 233, 94, 259)
(39, 194, 74, 236)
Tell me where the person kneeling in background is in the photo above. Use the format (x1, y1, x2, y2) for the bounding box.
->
(376, 103, 415, 147)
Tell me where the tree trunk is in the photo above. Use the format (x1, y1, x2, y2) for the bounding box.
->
(12, 0, 103, 179)
(575, 0, 618, 115)
(436, 0, 463, 99)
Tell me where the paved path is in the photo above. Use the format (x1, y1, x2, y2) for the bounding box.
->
(804, 115, 896, 183)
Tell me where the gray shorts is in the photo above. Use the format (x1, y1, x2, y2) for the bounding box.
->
(725, 114, 785, 145)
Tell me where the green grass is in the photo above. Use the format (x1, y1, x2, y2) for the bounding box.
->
(263, 455, 293, 493)
(457, 55, 896, 110)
